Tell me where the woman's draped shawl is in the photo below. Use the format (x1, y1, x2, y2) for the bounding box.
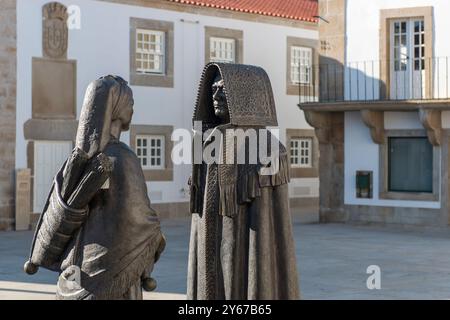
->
(57, 141, 163, 299)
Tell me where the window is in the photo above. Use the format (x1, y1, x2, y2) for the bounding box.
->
(210, 37, 235, 63)
(136, 135, 165, 170)
(205, 26, 243, 64)
(286, 129, 318, 178)
(290, 46, 312, 84)
(130, 18, 173, 87)
(388, 137, 432, 193)
(380, 7, 433, 100)
(136, 29, 165, 74)
(413, 20, 425, 71)
(286, 37, 317, 96)
(290, 138, 312, 168)
(130, 125, 173, 181)
(393, 21, 408, 72)
(392, 19, 425, 72)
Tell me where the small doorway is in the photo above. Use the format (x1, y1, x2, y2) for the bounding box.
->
(390, 18, 426, 100)
(33, 140, 72, 213)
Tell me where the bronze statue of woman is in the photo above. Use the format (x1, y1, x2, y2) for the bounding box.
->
(24, 75, 165, 300)
(188, 63, 300, 300)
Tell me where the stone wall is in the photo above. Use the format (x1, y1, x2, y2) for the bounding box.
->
(0, 0, 17, 231)
(343, 205, 444, 227)
(318, 0, 346, 101)
(318, 0, 346, 63)
(341, 131, 450, 228)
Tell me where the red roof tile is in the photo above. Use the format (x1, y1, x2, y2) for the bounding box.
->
(168, 0, 318, 23)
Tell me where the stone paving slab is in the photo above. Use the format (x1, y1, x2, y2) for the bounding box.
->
(0, 281, 186, 300)
(2, 215, 450, 299)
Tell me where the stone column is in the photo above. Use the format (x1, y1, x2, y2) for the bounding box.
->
(305, 111, 345, 222)
(322, 113, 345, 222)
(0, 0, 17, 231)
(15, 169, 31, 231)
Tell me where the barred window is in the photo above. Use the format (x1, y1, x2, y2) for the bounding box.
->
(136, 135, 165, 169)
(290, 138, 312, 168)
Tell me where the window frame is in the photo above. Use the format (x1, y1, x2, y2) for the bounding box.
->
(136, 134, 165, 170)
(290, 46, 312, 85)
(130, 125, 174, 181)
(378, 129, 439, 201)
(209, 36, 236, 63)
(130, 17, 174, 88)
(413, 19, 425, 71)
(135, 29, 165, 74)
(290, 137, 313, 168)
(286, 36, 318, 96)
(204, 26, 243, 64)
(286, 129, 318, 179)
(387, 136, 433, 193)
(379, 6, 433, 99)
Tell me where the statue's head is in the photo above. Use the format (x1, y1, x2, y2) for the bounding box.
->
(194, 63, 278, 128)
(110, 76, 134, 131)
(212, 73, 230, 123)
(76, 75, 135, 158)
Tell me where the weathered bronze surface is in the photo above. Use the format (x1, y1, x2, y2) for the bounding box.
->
(188, 63, 300, 300)
(25, 75, 165, 300)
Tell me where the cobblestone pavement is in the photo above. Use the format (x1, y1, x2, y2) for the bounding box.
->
(2, 216, 450, 299)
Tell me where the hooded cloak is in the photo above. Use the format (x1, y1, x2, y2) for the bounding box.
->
(187, 63, 300, 300)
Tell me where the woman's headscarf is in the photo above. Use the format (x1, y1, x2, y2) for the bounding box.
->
(75, 75, 133, 158)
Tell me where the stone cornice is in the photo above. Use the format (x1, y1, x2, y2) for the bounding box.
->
(299, 101, 449, 146)
(299, 100, 450, 112)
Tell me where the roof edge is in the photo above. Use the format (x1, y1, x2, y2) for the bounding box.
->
(169, 0, 319, 23)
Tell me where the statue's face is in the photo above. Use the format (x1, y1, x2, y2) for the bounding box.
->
(212, 74, 229, 121)
(120, 97, 134, 131)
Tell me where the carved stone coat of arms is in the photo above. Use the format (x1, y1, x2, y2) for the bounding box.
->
(42, 2, 68, 59)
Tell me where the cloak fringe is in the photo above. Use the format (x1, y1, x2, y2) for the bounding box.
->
(259, 152, 290, 187)
(190, 143, 290, 218)
(93, 235, 160, 299)
(219, 183, 238, 217)
(237, 166, 260, 204)
(219, 152, 290, 217)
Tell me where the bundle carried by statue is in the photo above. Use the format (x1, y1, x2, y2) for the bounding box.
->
(24, 147, 114, 274)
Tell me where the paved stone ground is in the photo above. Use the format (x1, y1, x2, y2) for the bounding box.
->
(2, 215, 450, 299)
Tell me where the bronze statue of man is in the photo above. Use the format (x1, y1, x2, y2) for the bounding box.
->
(24, 75, 165, 300)
(187, 63, 300, 300)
